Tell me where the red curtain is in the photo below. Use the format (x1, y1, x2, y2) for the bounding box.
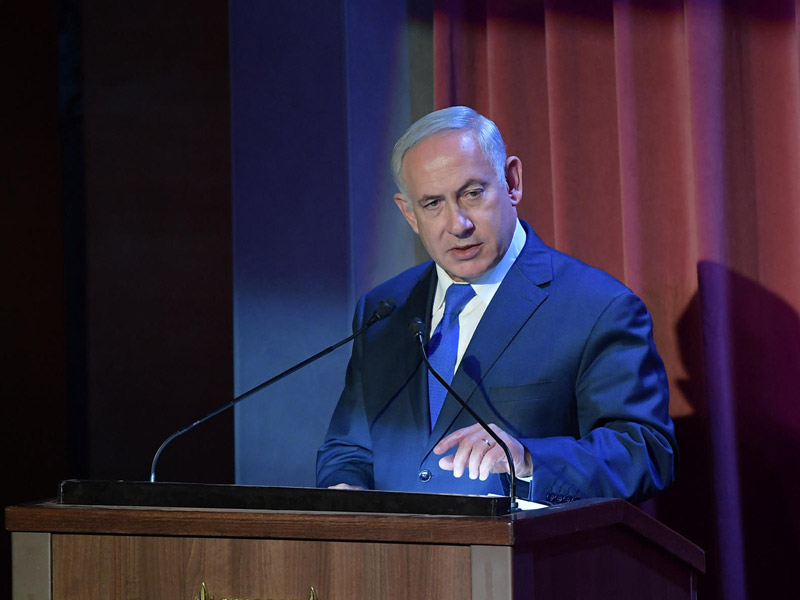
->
(434, 1, 800, 598)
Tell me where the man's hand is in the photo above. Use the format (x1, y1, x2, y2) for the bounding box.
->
(433, 423, 533, 480)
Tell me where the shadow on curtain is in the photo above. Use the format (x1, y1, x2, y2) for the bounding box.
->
(433, 1, 800, 598)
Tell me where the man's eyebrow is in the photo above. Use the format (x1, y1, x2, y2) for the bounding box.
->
(416, 180, 489, 205)
(457, 179, 489, 195)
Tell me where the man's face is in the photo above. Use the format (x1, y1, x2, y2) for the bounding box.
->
(394, 130, 522, 282)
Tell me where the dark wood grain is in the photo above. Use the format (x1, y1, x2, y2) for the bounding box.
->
(509, 499, 705, 572)
(7, 503, 513, 546)
(53, 535, 472, 600)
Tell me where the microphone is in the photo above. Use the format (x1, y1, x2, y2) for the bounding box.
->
(365, 298, 395, 326)
(409, 317, 519, 512)
(149, 299, 397, 482)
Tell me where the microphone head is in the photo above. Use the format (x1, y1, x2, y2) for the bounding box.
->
(374, 298, 396, 320)
(409, 317, 426, 338)
(365, 298, 397, 327)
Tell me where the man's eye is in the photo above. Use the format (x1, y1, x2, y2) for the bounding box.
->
(464, 188, 483, 199)
(423, 199, 441, 209)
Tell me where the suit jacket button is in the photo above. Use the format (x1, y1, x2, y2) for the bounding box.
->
(418, 469, 432, 482)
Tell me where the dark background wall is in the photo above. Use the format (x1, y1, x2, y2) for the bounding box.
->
(3, 1, 233, 592)
(80, 2, 233, 484)
(2, 3, 69, 593)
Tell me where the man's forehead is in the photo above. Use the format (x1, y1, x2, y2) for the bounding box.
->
(401, 130, 492, 186)
(406, 129, 477, 160)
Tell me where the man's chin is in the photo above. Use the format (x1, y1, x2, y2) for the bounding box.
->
(444, 261, 490, 283)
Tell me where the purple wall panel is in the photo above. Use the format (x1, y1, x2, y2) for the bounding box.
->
(230, 1, 353, 486)
(231, 0, 420, 486)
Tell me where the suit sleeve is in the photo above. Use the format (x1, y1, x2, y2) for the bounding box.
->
(522, 292, 677, 505)
(316, 295, 375, 489)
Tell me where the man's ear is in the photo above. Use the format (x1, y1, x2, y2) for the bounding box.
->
(505, 156, 523, 206)
(394, 193, 419, 234)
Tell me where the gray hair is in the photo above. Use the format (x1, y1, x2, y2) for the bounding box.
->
(391, 106, 508, 201)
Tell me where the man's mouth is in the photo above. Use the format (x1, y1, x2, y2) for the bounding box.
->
(450, 243, 481, 260)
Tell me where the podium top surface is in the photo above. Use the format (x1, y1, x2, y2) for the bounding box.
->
(56, 479, 512, 516)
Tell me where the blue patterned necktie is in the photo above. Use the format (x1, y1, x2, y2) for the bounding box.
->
(428, 283, 476, 429)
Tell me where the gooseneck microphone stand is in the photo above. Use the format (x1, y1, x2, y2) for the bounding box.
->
(409, 318, 519, 512)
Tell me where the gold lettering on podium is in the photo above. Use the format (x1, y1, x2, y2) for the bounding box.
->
(193, 582, 318, 600)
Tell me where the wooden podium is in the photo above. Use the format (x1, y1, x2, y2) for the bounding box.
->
(6, 481, 704, 600)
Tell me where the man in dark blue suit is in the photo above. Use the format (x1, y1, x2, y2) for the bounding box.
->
(316, 107, 676, 504)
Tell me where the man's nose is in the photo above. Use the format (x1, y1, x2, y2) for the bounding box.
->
(446, 202, 474, 236)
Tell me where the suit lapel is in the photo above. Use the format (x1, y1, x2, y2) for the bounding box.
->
(426, 225, 554, 450)
(379, 263, 437, 438)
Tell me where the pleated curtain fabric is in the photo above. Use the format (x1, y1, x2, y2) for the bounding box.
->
(432, 2, 800, 598)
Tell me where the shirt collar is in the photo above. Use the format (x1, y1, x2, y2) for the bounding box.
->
(433, 219, 527, 310)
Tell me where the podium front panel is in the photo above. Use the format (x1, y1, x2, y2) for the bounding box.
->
(52, 534, 472, 599)
(7, 496, 704, 600)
